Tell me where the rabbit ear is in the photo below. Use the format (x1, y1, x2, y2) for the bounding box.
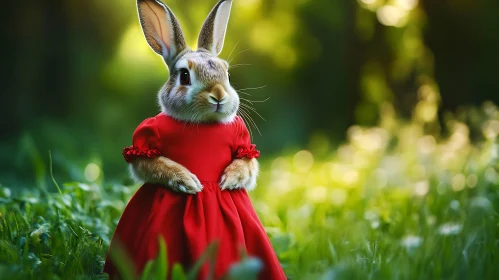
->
(197, 0, 233, 56)
(137, 0, 187, 65)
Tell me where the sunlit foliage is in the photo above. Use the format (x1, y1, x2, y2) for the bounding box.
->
(1, 0, 499, 279)
(1, 100, 498, 279)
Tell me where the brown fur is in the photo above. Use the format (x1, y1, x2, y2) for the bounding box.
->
(135, 0, 257, 193)
(197, 2, 217, 52)
(177, 85, 188, 96)
(198, 0, 231, 55)
(166, 6, 187, 55)
(137, 0, 187, 64)
(137, 1, 168, 55)
(158, 51, 238, 124)
(210, 84, 226, 101)
(130, 156, 203, 193)
(187, 52, 227, 83)
(220, 157, 259, 191)
(162, 74, 176, 94)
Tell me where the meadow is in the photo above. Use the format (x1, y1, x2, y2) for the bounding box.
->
(1, 101, 498, 280)
(2, 0, 499, 279)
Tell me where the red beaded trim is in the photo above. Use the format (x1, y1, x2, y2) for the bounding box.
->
(122, 146, 162, 163)
(235, 144, 260, 159)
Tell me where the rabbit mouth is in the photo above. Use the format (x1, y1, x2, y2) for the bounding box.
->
(206, 103, 236, 118)
(214, 103, 223, 112)
(210, 105, 228, 116)
(202, 107, 235, 123)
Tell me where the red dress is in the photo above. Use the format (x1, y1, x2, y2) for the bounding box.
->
(103, 113, 286, 280)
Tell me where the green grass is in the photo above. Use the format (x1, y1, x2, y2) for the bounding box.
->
(1, 103, 498, 279)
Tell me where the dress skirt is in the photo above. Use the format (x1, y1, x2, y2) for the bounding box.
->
(103, 182, 286, 279)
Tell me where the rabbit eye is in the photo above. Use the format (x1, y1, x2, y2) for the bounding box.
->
(179, 68, 191, 86)
(228, 72, 231, 82)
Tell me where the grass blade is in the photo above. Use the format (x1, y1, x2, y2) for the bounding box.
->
(108, 240, 137, 280)
(156, 235, 168, 280)
(186, 240, 220, 280)
(172, 263, 187, 280)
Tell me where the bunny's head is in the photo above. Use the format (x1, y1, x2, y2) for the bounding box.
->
(137, 0, 238, 123)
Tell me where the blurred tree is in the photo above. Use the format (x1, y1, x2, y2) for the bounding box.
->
(292, 0, 358, 144)
(0, 0, 497, 187)
(421, 0, 499, 110)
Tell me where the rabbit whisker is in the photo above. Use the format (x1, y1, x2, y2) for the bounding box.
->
(243, 110, 261, 137)
(237, 90, 251, 96)
(229, 64, 252, 69)
(236, 85, 267, 91)
(238, 109, 254, 138)
(239, 107, 261, 136)
(239, 96, 271, 103)
(240, 103, 266, 122)
(228, 49, 250, 64)
(226, 40, 241, 62)
(239, 97, 254, 105)
(237, 109, 251, 137)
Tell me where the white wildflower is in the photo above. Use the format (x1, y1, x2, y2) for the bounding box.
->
(364, 211, 378, 221)
(401, 235, 423, 250)
(450, 200, 460, 210)
(414, 180, 429, 196)
(438, 223, 462, 236)
(470, 196, 492, 211)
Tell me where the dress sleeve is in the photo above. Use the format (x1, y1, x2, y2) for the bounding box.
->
(233, 117, 260, 160)
(122, 117, 163, 163)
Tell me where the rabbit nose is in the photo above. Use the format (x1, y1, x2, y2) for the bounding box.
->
(208, 84, 228, 104)
(208, 94, 227, 105)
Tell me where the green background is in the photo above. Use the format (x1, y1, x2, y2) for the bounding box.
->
(1, 0, 498, 186)
(1, 0, 499, 279)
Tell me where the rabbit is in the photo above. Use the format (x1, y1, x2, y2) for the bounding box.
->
(104, 2, 287, 278)
(130, 0, 259, 194)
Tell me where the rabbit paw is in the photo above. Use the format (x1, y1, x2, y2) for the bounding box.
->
(167, 169, 203, 194)
(219, 158, 258, 191)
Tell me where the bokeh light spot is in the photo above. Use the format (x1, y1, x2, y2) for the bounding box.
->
(415, 101, 438, 122)
(84, 163, 101, 182)
(331, 189, 347, 206)
(483, 120, 499, 139)
(343, 170, 359, 186)
(377, 5, 407, 27)
(451, 174, 466, 192)
(418, 135, 436, 154)
(466, 174, 478, 188)
(306, 186, 327, 203)
(414, 180, 429, 196)
(293, 150, 314, 173)
(395, 0, 419, 11)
